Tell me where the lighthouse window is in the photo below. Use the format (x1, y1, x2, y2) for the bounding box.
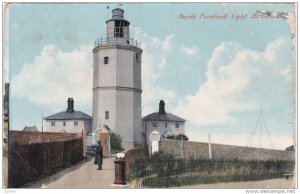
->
(114, 21, 124, 38)
(104, 56, 109, 64)
(105, 111, 109, 120)
(136, 53, 140, 62)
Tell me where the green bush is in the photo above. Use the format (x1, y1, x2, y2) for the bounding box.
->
(110, 132, 124, 151)
(166, 134, 189, 141)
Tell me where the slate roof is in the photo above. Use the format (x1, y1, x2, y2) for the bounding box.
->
(142, 112, 186, 122)
(23, 126, 38, 132)
(44, 111, 92, 120)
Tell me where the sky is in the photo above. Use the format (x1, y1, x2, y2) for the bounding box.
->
(5, 3, 296, 150)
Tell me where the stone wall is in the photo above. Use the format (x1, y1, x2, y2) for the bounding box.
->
(159, 140, 295, 161)
(10, 131, 80, 145)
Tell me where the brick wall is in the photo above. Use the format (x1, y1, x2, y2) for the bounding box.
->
(159, 140, 295, 161)
(10, 131, 79, 145)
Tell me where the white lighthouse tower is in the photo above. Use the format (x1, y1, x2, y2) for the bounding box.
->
(92, 8, 143, 149)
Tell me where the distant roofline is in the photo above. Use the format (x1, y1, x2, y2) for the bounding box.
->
(142, 112, 186, 122)
(44, 110, 92, 120)
(44, 118, 92, 121)
(143, 119, 186, 122)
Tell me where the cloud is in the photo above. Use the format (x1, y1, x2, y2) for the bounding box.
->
(174, 37, 294, 126)
(12, 44, 93, 112)
(180, 46, 198, 56)
(162, 34, 174, 51)
(133, 27, 176, 115)
(13, 26, 176, 117)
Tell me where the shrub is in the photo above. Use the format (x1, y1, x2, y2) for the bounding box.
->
(166, 134, 189, 141)
(285, 145, 294, 151)
(110, 132, 123, 151)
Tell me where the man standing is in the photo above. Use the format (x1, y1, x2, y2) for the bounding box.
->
(94, 140, 103, 170)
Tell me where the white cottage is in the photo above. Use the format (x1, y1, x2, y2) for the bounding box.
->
(44, 98, 92, 135)
(143, 100, 186, 152)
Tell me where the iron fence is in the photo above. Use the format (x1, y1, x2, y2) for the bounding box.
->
(124, 147, 147, 175)
(128, 155, 294, 188)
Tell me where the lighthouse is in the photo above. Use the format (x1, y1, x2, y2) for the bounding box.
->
(92, 8, 143, 149)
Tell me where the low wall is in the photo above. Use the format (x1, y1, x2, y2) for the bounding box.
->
(124, 147, 147, 175)
(159, 140, 295, 161)
(10, 131, 79, 144)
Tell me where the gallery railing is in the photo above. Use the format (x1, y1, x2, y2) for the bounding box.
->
(94, 37, 141, 48)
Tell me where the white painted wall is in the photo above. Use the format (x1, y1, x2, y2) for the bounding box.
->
(92, 45, 143, 150)
(46, 119, 92, 134)
(93, 89, 117, 133)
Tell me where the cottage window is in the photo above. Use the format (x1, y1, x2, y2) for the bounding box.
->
(152, 123, 157, 128)
(104, 56, 109, 64)
(63, 121, 66, 127)
(175, 123, 180, 128)
(74, 121, 78, 126)
(51, 121, 55, 127)
(165, 122, 168, 128)
(105, 111, 109, 120)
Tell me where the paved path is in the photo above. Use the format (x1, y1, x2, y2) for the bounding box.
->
(25, 156, 129, 189)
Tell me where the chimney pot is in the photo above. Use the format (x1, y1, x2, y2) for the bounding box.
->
(66, 98, 75, 113)
(158, 100, 166, 114)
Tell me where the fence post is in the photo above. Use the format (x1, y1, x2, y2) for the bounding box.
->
(194, 141, 196, 158)
(82, 130, 86, 157)
(181, 138, 183, 158)
(8, 131, 13, 187)
(150, 131, 160, 156)
(208, 134, 212, 161)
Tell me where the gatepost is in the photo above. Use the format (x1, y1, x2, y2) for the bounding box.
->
(149, 131, 160, 156)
